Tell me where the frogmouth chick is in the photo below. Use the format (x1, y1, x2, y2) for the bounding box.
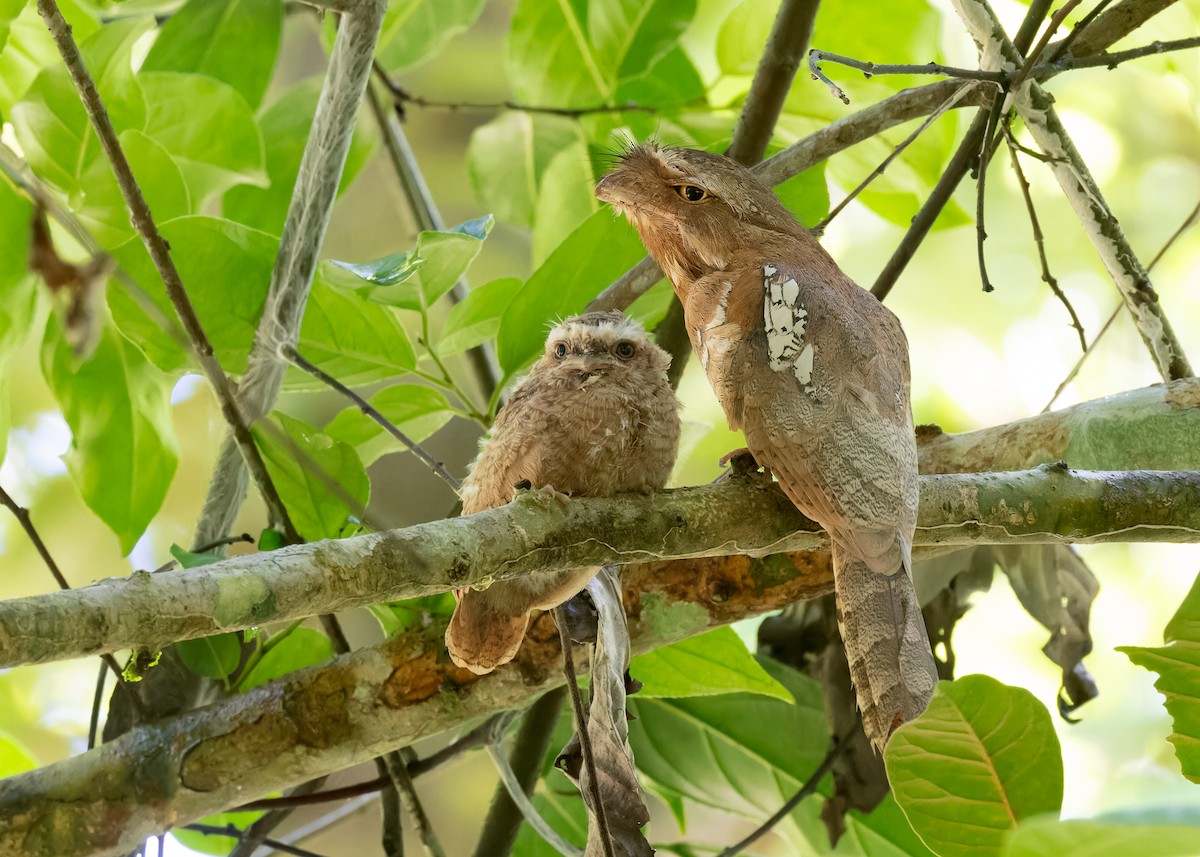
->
(445, 310, 681, 675)
(596, 143, 937, 750)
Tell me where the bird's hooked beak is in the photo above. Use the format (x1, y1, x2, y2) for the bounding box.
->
(594, 172, 631, 206)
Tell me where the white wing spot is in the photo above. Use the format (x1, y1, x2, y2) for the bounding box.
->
(763, 266, 816, 390)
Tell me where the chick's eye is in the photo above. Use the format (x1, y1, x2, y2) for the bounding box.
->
(553, 342, 569, 358)
(675, 184, 708, 202)
(615, 342, 636, 359)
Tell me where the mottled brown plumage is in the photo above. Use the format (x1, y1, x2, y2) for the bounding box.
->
(445, 311, 681, 674)
(596, 143, 937, 749)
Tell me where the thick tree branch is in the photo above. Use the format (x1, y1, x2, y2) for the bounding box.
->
(952, 0, 1192, 380)
(4, 461, 1200, 855)
(34, 0, 299, 543)
(2, 459, 1199, 669)
(192, 0, 386, 547)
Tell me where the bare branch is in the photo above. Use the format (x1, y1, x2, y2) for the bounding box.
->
(193, 0, 386, 548)
(1055, 0, 1177, 59)
(34, 0, 300, 543)
(952, 0, 1193, 380)
(808, 50, 1006, 104)
(282, 345, 462, 492)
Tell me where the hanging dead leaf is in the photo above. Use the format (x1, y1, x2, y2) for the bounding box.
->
(28, 203, 113, 358)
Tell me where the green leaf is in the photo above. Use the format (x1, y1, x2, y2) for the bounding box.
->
(0, 1, 97, 117)
(139, 71, 267, 203)
(325, 216, 493, 311)
(511, 789, 588, 857)
(506, 0, 694, 106)
(253, 412, 370, 542)
(1002, 815, 1200, 857)
(497, 209, 648, 375)
(11, 16, 150, 193)
(774, 160, 830, 228)
(0, 731, 36, 778)
(109, 216, 276, 374)
(532, 138, 598, 266)
(715, 0, 774, 75)
(41, 320, 179, 554)
(630, 627, 794, 701)
(436, 276, 522, 357)
(0, 177, 35, 358)
(172, 810, 265, 855)
(239, 627, 333, 690)
(324, 384, 455, 466)
(375, 0, 486, 71)
(1119, 571, 1200, 783)
(294, 273, 418, 389)
(628, 655, 832, 850)
(223, 76, 376, 235)
(177, 632, 242, 680)
(884, 675, 1064, 857)
(368, 594, 456, 639)
(142, 0, 283, 109)
(169, 544, 224, 569)
(468, 111, 586, 229)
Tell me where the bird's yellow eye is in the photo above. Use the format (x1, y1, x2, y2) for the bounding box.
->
(674, 184, 708, 202)
(614, 342, 636, 359)
(553, 342, 569, 358)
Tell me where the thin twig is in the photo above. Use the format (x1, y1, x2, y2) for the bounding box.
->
(373, 61, 660, 118)
(1003, 125, 1087, 351)
(1006, 0, 1084, 101)
(87, 661, 105, 750)
(228, 778, 330, 857)
(815, 84, 974, 233)
(486, 744, 583, 857)
(35, 0, 301, 544)
(472, 689, 567, 857)
(1038, 35, 1200, 73)
(382, 753, 447, 857)
(974, 97, 1003, 293)
(1045, 0, 1115, 62)
(1042, 196, 1200, 411)
(715, 734, 847, 856)
(809, 49, 1007, 103)
(282, 344, 462, 493)
(0, 483, 140, 714)
(554, 606, 615, 857)
(184, 824, 328, 857)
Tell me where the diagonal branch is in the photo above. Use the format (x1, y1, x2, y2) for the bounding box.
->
(34, 0, 299, 543)
(952, 0, 1192, 381)
(192, 0, 387, 548)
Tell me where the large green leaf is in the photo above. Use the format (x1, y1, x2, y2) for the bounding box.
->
(467, 111, 586, 229)
(532, 137, 598, 265)
(435, 276, 522, 358)
(0, 731, 36, 779)
(323, 384, 455, 466)
(139, 71, 267, 203)
(375, 0, 486, 71)
(176, 632, 242, 681)
(109, 215, 276, 374)
(0, 177, 34, 358)
(11, 16, 150, 193)
(252, 412, 370, 542)
(41, 319, 180, 554)
(142, 0, 283, 109)
(1119, 572, 1200, 783)
(496, 209, 647, 375)
(884, 675, 1064, 857)
(511, 789, 588, 857)
(325, 216, 493, 312)
(630, 626, 794, 702)
(627, 655, 831, 849)
(1002, 815, 1200, 857)
(0, 0, 97, 116)
(223, 76, 376, 235)
(506, 0, 695, 106)
(294, 273, 417, 389)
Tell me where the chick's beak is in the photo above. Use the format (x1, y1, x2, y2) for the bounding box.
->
(564, 353, 608, 383)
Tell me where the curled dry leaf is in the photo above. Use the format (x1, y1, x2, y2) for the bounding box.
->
(28, 204, 113, 358)
(556, 567, 653, 857)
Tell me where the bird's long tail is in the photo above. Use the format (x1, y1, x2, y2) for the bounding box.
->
(833, 541, 938, 751)
(445, 589, 530, 676)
